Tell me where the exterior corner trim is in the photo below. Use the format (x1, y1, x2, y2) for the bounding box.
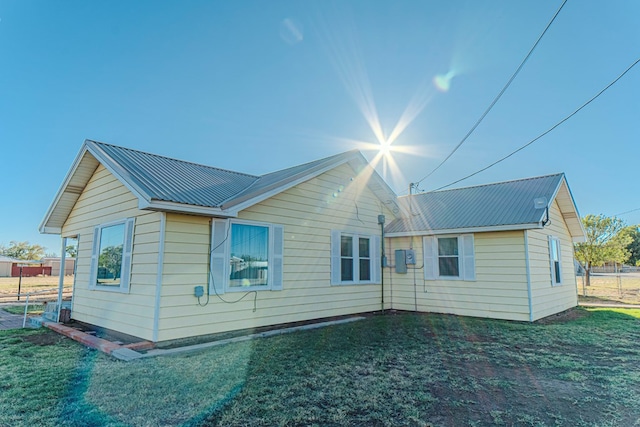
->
(152, 212, 166, 343)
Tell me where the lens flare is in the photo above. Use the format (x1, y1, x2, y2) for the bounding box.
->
(433, 71, 456, 92)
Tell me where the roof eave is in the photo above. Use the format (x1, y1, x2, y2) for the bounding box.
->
(385, 222, 543, 237)
(142, 199, 237, 218)
(39, 145, 94, 234)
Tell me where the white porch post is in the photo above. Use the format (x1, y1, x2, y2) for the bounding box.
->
(56, 237, 67, 323)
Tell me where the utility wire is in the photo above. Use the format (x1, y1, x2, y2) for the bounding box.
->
(414, 0, 568, 187)
(429, 56, 640, 192)
(614, 207, 640, 217)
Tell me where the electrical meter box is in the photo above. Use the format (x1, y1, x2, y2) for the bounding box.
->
(194, 285, 204, 298)
(405, 249, 416, 265)
(395, 250, 407, 274)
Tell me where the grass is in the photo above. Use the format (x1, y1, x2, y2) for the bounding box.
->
(2, 304, 45, 315)
(2, 309, 640, 426)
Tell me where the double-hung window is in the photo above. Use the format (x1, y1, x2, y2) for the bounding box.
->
(89, 218, 135, 293)
(331, 231, 380, 285)
(423, 234, 475, 281)
(210, 219, 284, 294)
(549, 236, 562, 285)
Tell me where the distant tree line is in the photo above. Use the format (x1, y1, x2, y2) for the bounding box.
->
(0, 241, 77, 260)
(574, 214, 640, 287)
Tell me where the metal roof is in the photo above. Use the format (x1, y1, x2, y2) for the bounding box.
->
(385, 173, 583, 237)
(91, 141, 259, 208)
(40, 140, 401, 233)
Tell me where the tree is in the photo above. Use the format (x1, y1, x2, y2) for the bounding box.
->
(574, 215, 631, 288)
(619, 225, 640, 266)
(0, 241, 46, 261)
(66, 245, 78, 258)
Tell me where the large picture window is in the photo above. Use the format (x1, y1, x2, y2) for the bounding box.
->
(89, 218, 135, 292)
(229, 223, 269, 288)
(331, 231, 380, 285)
(210, 219, 284, 294)
(423, 234, 475, 281)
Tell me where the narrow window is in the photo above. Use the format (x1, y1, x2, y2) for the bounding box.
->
(229, 223, 269, 288)
(341, 235, 354, 281)
(438, 237, 459, 277)
(359, 237, 371, 281)
(550, 236, 562, 285)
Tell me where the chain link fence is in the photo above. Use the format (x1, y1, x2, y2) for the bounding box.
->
(577, 272, 640, 304)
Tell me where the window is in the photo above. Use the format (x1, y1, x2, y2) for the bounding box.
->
(331, 231, 380, 285)
(210, 219, 284, 294)
(424, 235, 475, 281)
(229, 223, 269, 288)
(438, 237, 459, 277)
(89, 218, 135, 292)
(549, 236, 562, 285)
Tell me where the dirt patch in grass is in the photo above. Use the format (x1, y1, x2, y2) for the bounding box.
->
(20, 330, 67, 346)
(536, 307, 590, 324)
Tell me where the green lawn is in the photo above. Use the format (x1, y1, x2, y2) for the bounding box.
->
(1, 309, 640, 426)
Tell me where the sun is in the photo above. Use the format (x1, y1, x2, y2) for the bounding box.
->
(379, 140, 392, 157)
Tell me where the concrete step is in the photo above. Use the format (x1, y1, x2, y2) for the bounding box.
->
(30, 316, 44, 328)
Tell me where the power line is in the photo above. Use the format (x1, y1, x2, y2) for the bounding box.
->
(614, 207, 640, 217)
(428, 56, 640, 192)
(414, 0, 568, 187)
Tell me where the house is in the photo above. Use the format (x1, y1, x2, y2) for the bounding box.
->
(40, 140, 401, 342)
(0, 255, 17, 277)
(384, 174, 585, 322)
(40, 140, 584, 342)
(41, 257, 76, 276)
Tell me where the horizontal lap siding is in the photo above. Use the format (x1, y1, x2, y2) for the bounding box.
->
(387, 232, 530, 321)
(158, 164, 391, 341)
(61, 165, 161, 340)
(528, 200, 578, 320)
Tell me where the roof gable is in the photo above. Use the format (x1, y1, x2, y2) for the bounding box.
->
(386, 173, 585, 241)
(40, 140, 401, 234)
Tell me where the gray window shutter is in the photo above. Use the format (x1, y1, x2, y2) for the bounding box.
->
(271, 225, 284, 291)
(330, 230, 341, 285)
(462, 234, 475, 281)
(89, 227, 100, 289)
(423, 236, 436, 280)
(371, 235, 381, 284)
(119, 218, 135, 292)
(210, 219, 228, 295)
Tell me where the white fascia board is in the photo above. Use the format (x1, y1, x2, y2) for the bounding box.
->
(40, 226, 63, 235)
(142, 200, 237, 218)
(84, 140, 151, 206)
(39, 145, 92, 234)
(385, 223, 543, 238)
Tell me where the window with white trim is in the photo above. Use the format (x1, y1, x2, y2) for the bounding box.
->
(423, 234, 475, 281)
(210, 219, 284, 294)
(549, 236, 562, 285)
(89, 218, 135, 292)
(331, 231, 380, 285)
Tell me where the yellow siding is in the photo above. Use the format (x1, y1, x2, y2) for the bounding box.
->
(158, 163, 392, 341)
(527, 200, 578, 320)
(387, 231, 530, 321)
(61, 165, 162, 340)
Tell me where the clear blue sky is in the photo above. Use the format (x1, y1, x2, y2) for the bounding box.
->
(1, 0, 638, 255)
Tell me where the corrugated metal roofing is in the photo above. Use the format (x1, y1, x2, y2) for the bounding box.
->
(91, 141, 260, 207)
(385, 173, 565, 234)
(221, 150, 359, 208)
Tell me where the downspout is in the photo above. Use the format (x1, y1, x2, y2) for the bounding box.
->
(56, 237, 67, 323)
(152, 212, 166, 343)
(378, 215, 386, 312)
(524, 230, 533, 322)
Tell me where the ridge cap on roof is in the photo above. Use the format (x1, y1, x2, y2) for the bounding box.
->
(86, 139, 260, 180)
(399, 172, 565, 199)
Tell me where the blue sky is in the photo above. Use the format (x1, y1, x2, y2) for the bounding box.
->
(1, 0, 638, 255)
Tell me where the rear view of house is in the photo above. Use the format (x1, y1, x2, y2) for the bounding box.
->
(40, 140, 585, 343)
